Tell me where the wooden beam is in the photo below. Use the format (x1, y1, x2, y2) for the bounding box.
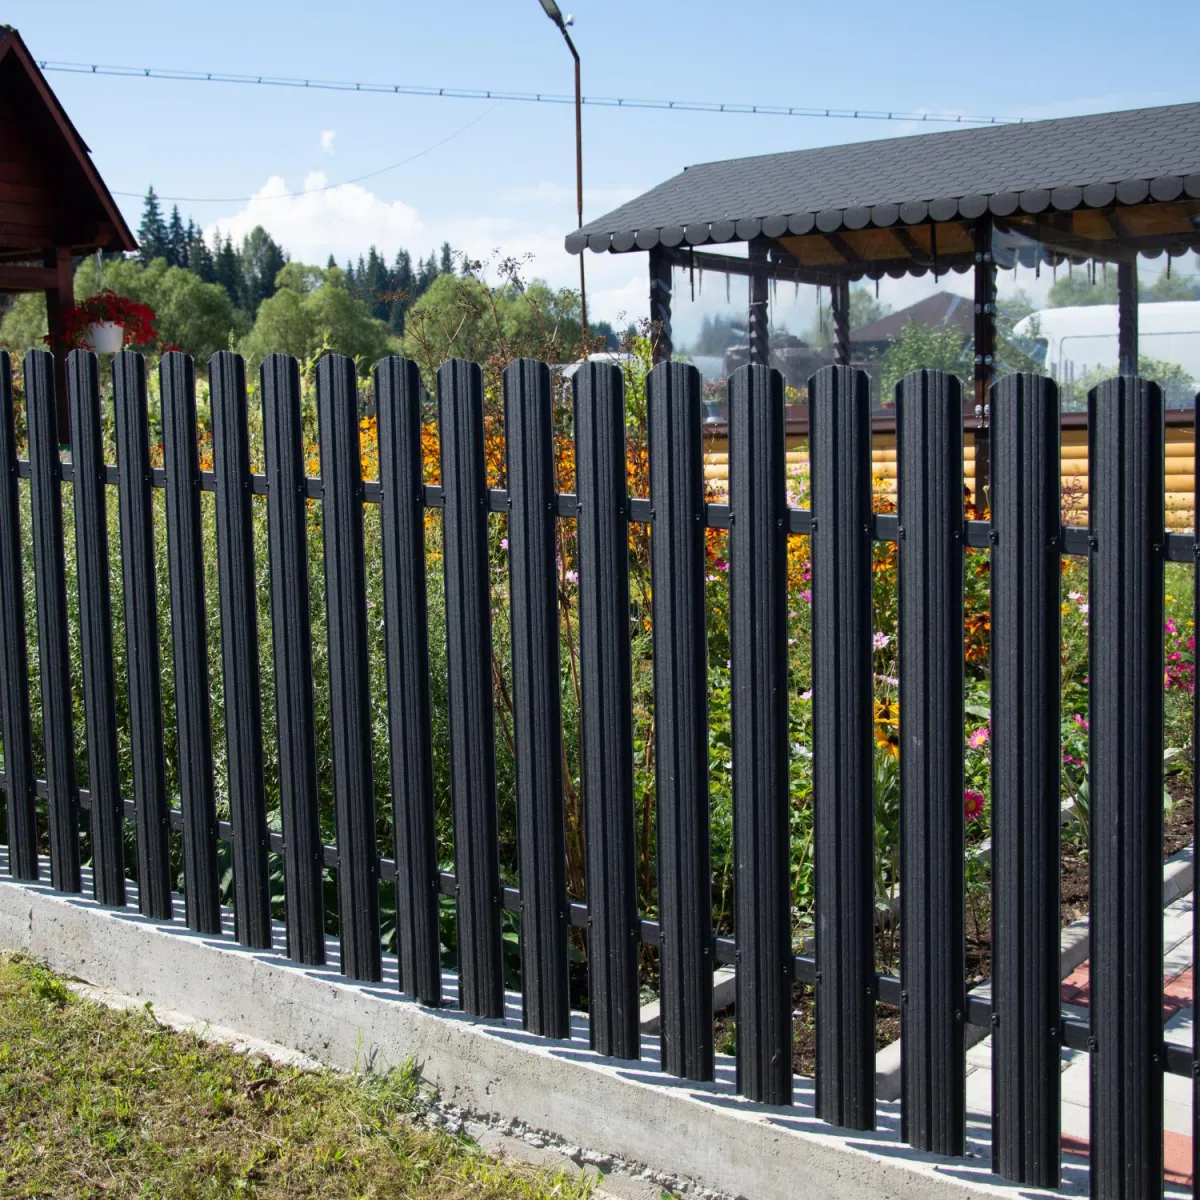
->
(0, 263, 58, 290)
(822, 231, 862, 263)
(43, 246, 73, 442)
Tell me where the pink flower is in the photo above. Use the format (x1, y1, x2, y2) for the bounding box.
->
(967, 725, 989, 749)
(1072, 713, 1088, 731)
(1165, 618, 1178, 635)
(500, 537, 509, 551)
(964, 789, 985, 821)
(564, 569, 579, 584)
(873, 632, 892, 651)
(800, 590, 812, 604)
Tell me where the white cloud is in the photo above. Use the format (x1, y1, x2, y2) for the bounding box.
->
(204, 173, 423, 266)
(203, 174, 649, 329)
(320, 129, 336, 155)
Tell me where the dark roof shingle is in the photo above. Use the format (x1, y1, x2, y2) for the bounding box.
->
(566, 102, 1200, 254)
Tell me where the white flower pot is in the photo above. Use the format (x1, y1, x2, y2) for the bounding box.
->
(87, 321, 124, 354)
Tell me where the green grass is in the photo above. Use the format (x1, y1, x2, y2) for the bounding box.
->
(0, 953, 594, 1200)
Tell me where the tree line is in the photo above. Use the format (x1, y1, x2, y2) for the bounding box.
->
(135, 185, 457, 337)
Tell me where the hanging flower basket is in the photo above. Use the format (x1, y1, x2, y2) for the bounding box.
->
(50, 290, 159, 353)
(86, 321, 125, 354)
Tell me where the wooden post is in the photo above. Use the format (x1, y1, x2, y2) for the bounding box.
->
(42, 247, 73, 445)
(1118, 260, 1138, 375)
(748, 239, 770, 367)
(649, 247, 673, 364)
(972, 220, 995, 502)
(831, 279, 851, 366)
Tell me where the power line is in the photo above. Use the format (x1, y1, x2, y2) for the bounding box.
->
(38, 58, 1022, 128)
(107, 102, 503, 203)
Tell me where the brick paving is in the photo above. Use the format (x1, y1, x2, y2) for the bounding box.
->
(965, 890, 1194, 1192)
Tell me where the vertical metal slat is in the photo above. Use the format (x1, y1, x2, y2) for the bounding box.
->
(574, 361, 639, 1059)
(262, 354, 325, 965)
(1088, 374, 1164, 1200)
(728, 362, 791, 1104)
(113, 350, 173, 920)
(438, 358, 503, 1018)
(647, 360, 712, 1081)
(897, 367, 964, 1155)
(68, 349, 125, 905)
(504, 358, 569, 1038)
(810, 364, 876, 1130)
(989, 372, 1062, 1187)
(211, 351, 272, 948)
(375, 355, 440, 1002)
(0, 351, 36, 880)
(316, 353, 380, 981)
(25, 350, 80, 892)
(161, 352, 221, 934)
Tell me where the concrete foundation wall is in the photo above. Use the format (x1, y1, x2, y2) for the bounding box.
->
(0, 857, 1083, 1200)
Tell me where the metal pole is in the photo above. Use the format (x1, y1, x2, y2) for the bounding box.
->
(558, 25, 588, 343)
(748, 239, 770, 366)
(1117, 260, 1138, 375)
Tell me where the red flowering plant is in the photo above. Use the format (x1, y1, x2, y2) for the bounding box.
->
(49, 290, 159, 352)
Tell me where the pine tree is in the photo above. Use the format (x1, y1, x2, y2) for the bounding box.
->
(240, 227, 287, 315)
(166, 206, 187, 268)
(214, 233, 241, 306)
(187, 223, 216, 282)
(326, 254, 338, 272)
(137, 186, 169, 264)
(439, 241, 454, 275)
(388, 249, 415, 334)
(363, 247, 388, 322)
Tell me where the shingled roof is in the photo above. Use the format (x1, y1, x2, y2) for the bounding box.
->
(565, 102, 1200, 255)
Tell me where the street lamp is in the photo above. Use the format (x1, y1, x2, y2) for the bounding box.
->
(537, 0, 587, 342)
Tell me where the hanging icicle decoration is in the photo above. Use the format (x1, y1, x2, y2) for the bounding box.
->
(931, 223, 940, 282)
(725, 270, 731, 304)
(875, 276, 880, 300)
(689, 249, 695, 303)
(699, 266, 703, 296)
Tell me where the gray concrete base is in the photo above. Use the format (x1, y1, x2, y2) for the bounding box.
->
(0, 852, 1088, 1200)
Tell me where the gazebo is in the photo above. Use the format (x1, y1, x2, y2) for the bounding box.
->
(566, 101, 1200, 453)
(0, 26, 137, 425)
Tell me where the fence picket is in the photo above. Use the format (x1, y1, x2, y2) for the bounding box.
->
(989, 372, 1061, 1187)
(0, 351, 36, 880)
(316, 353, 380, 982)
(375, 356, 440, 1003)
(728, 363, 791, 1104)
(161, 352, 221, 934)
(647, 360, 712, 1082)
(574, 362, 639, 1060)
(25, 350, 79, 893)
(438, 358, 503, 1018)
(262, 354, 325, 965)
(113, 350, 173, 920)
(810, 364, 876, 1130)
(211, 351, 273, 948)
(67, 350, 125, 906)
(897, 367, 964, 1155)
(504, 358, 569, 1038)
(1088, 375, 1164, 1199)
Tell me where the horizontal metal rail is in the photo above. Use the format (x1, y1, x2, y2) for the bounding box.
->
(13, 458, 1197, 561)
(3, 768, 1189, 1078)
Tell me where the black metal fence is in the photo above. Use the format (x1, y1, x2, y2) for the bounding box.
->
(0, 346, 1195, 1200)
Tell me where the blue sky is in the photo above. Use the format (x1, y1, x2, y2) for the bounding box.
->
(14, 0, 1200, 341)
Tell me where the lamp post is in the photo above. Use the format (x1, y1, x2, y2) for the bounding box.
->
(537, 0, 587, 342)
